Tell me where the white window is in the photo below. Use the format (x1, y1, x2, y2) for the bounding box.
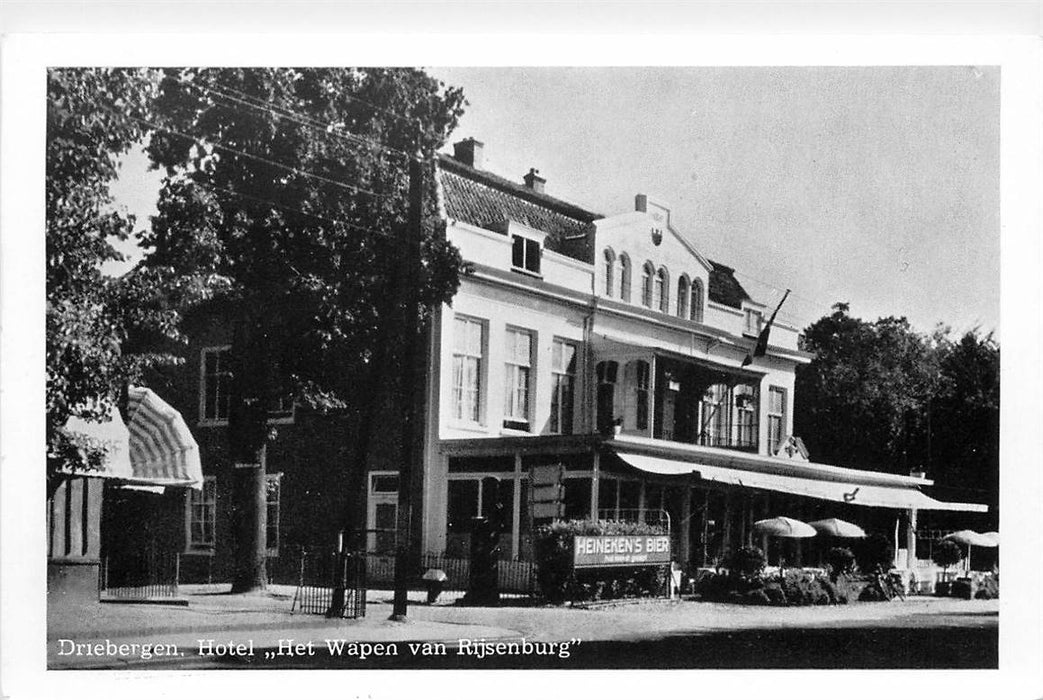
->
(619, 255, 632, 302)
(745, 308, 764, 336)
(641, 262, 655, 307)
(690, 279, 704, 323)
(504, 328, 533, 429)
(736, 386, 758, 449)
(187, 476, 217, 551)
(655, 268, 669, 313)
(511, 234, 541, 275)
(677, 276, 690, 318)
(451, 317, 484, 423)
(200, 347, 231, 424)
(768, 386, 786, 455)
(550, 339, 577, 434)
(603, 249, 615, 296)
(266, 473, 281, 553)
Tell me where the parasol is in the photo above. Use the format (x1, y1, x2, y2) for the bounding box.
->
(753, 516, 817, 538)
(808, 518, 867, 539)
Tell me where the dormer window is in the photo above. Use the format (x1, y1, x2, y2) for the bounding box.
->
(511, 234, 541, 275)
(744, 308, 763, 336)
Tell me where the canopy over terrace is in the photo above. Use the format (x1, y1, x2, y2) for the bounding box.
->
(605, 434, 986, 569)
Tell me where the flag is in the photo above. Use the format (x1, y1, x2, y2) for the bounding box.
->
(742, 289, 790, 367)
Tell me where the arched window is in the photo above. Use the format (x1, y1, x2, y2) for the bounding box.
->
(677, 275, 690, 318)
(690, 279, 704, 323)
(603, 248, 615, 297)
(655, 267, 669, 313)
(641, 262, 655, 307)
(619, 255, 631, 302)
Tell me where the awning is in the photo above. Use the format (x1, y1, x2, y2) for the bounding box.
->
(61, 386, 203, 490)
(614, 451, 987, 512)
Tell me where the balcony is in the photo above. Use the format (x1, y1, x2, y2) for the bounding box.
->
(594, 349, 761, 454)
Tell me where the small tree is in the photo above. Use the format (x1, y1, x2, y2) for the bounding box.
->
(931, 540, 963, 578)
(854, 534, 894, 574)
(727, 546, 767, 579)
(825, 546, 856, 580)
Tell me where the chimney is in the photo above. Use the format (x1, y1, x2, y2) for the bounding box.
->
(453, 137, 484, 169)
(523, 168, 546, 194)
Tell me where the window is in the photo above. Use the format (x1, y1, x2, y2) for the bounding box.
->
(735, 386, 758, 449)
(503, 328, 533, 429)
(452, 317, 484, 423)
(511, 235, 541, 275)
(635, 360, 650, 431)
(655, 268, 669, 313)
(744, 308, 764, 336)
(596, 360, 618, 433)
(768, 386, 786, 455)
(266, 473, 281, 553)
(603, 249, 615, 296)
(447, 480, 479, 533)
(201, 347, 231, 424)
(690, 279, 704, 323)
(187, 476, 217, 551)
(619, 255, 631, 302)
(641, 262, 655, 307)
(550, 339, 577, 434)
(677, 276, 690, 318)
(700, 383, 730, 447)
(368, 473, 399, 553)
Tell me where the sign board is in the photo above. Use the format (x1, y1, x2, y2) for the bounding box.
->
(530, 464, 565, 488)
(533, 501, 565, 520)
(573, 535, 671, 568)
(531, 484, 564, 503)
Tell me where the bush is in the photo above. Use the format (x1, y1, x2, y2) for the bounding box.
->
(975, 576, 999, 600)
(727, 546, 767, 579)
(695, 568, 842, 607)
(950, 578, 974, 600)
(825, 547, 856, 579)
(533, 519, 668, 604)
(854, 534, 894, 574)
(931, 540, 963, 574)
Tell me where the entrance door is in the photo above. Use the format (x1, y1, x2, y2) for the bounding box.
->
(367, 473, 399, 553)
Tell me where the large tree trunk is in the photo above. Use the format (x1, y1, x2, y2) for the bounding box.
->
(228, 312, 270, 593)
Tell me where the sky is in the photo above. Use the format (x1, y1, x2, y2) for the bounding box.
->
(109, 66, 1000, 338)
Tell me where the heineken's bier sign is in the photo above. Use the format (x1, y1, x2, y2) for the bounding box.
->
(573, 535, 671, 568)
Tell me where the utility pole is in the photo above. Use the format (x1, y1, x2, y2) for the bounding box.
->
(391, 155, 425, 620)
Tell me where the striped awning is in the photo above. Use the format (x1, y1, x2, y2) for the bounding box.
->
(61, 386, 203, 490)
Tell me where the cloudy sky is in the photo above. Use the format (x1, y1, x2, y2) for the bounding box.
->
(427, 66, 1000, 336)
(111, 66, 1000, 337)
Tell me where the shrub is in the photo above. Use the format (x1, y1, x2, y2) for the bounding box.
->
(931, 540, 963, 577)
(975, 576, 999, 600)
(950, 578, 974, 600)
(854, 534, 894, 574)
(727, 546, 767, 579)
(533, 519, 668, 604)
(825, 547, 856, 579)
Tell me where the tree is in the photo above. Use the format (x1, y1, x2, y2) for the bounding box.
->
(46, 68, 206, 489)
(795, 303, 940, 474)
(144, 68, 466, 592)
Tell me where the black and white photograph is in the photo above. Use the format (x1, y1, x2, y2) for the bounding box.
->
(1, 12, 1041, 700)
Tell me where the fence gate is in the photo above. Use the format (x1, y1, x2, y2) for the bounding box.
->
(291, 549, 366, 619)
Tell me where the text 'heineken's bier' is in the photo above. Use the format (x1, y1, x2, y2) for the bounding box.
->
(572, 535, 671, 568)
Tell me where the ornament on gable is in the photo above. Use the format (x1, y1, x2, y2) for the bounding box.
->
(774, 435, 810, 461)
(650, 226, 663, 246)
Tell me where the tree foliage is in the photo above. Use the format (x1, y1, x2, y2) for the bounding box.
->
(46, 68, 209, 478)
(144, 68, 466, 419)
(796, 303, 1000, 525)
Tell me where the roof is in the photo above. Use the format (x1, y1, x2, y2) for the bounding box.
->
(437, 152, 753, 309)
(437, 154, 600, 251)
(706, 260, 752, 310)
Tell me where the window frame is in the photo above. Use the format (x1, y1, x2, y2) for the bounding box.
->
(199, 346, 232, 426)
(690, 279, 704, 323)
(185, 475, 217, 553)
(511, 234, 542, 276)
(603, 248, 615, 297)
(549, 337, 577, 435)
(677, 275, 690, 319)
(503, 327, 535, 430)
(744, 308, 764, 337)
(451, 315, 486, 426)
(655, 267, 669, 313)
(641, 262, 655, 308)
(767, 386, 787, 455)
(619, 255, 632, 302)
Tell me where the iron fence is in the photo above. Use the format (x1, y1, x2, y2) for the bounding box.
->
(98, 551, 180, 601)
(289, 548, 366, 619)
(364, 552, 537, 595)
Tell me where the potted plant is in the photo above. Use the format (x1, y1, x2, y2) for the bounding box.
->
(931, 540, 962, 596)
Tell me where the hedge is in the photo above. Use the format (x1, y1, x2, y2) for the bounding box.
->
(533, 519, 668, 604)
